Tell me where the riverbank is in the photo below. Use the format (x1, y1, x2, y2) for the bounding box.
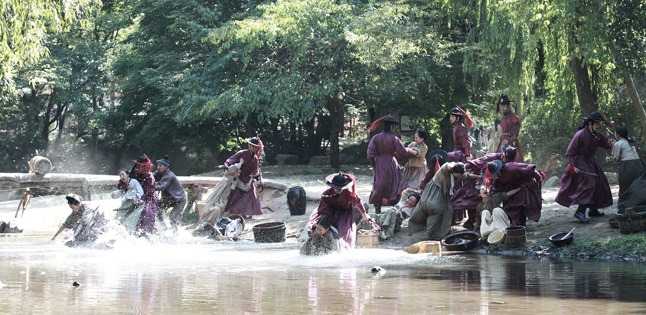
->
(230, 165, 646, 262)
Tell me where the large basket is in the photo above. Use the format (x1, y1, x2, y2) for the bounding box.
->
(616, 204, 646, 234)
(252, 221, 286, 243)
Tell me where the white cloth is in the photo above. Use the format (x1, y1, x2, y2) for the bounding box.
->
(123, 178, 143, 201)
(612, 138, 640, 162)
(479, 207, 510, 237)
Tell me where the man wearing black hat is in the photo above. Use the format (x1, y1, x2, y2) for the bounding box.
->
(223, 137, 264, 218)
(496, 95, 523, 161)
(556, 112, 614, 223)
(367, 114, 416, 214)
(154, 156, 187, 231)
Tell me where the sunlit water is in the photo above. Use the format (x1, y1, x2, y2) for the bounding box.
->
(2, 196, 646, 314)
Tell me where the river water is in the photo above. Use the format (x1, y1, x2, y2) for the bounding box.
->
(1, 196, 646, 314)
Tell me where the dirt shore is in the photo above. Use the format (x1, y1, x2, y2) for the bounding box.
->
(219, 165, 640, 261)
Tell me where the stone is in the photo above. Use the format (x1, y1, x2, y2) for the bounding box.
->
(275, 154, 299, 165)
(309, 156, 330, 166)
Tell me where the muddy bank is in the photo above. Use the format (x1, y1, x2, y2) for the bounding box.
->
(199, 165, 646, 262)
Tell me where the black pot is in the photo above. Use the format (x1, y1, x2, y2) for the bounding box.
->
(287, 186, 307, 215)
(253, 222, 286, 243)
(441, 231, 479, 251)
(549, 232, 574, 247)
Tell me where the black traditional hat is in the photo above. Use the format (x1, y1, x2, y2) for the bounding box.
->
(246, 137, 261, 147)
(65, 194, 82, 205)
(325, 172, 353, 190)
(496, 94, 514, 113)
(132, 154, 149, 164)
(498, 95, 513, 105)
(487, 160, 504, 176)
(156, 155, 170, 166)
(369, 114, 400, 132)
(427, 149, 449, 167)
(587, 112, 604, 123)
(449, 107, 464, 116)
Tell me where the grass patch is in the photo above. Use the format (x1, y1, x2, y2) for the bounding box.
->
(572, 234, 646, 258)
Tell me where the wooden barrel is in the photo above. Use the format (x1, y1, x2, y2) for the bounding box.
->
(287, 186, 307, 215)
(505, 226, 527, 247)
(356, 229, 379, 248)
(28, 156, 52, 175)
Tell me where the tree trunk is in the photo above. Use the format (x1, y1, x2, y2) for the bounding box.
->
(608, 40, 646, 134)
(568, 6, 597, 116)
(569, 55, 596, 116)
(327, 97, 343, 169)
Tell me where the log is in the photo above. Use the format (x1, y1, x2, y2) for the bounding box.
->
(0, 173, 289, 192)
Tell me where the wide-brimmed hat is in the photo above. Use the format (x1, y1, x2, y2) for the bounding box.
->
(427, 149, 449, 166)
(487, 160, 504, 176)
(369, 114, 400, 132)
(498, 95, 513, 105)
(587, 112, 604, 123)
(246, 137, 261, 147)
(132, 154, 149, 164)
(382, 115, 400, 124)
(156, 155, 170, 166)
(325, 172, 354, 190)
(65, 194, 82, 205)
(449, 107, 464, 116)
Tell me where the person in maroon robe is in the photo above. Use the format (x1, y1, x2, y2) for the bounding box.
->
(367, 114, 415, 214)
(447, 106, 473, 164)
(224, 137, 263, 219)
(555, 112, 614, 223)
(451, 147, 511, 230)
(487, 159, 543, 226)
(496, 95, 524, 161)
(130, 154, 159, 237)
(446, 106, 474, 223)
(307, 173, 378, 248)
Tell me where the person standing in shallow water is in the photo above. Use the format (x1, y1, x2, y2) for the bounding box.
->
(224, 137, 264, 219)
(307, 172, 379, 248)
(154, 156, 187, 232)
(130, 154, 159, 237)
(367, 114, 416, 214)
(555, 112, 614, 223)
(496, 95, 523, 161)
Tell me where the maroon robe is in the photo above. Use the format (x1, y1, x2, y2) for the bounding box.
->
(496, 111, 523, 161)
(224, 149, 262, 216)
(451, 153, 504, 214)
(308, 188, 367, 248)
(367, 131, 412, 206)
(133, 172, 158, 236)
(555, 127, 612, 208)
(490, 162, 542, 225)
(448, 123, 471, 163)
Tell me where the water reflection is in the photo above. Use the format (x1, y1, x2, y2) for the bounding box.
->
(2, 197, 646, 313)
